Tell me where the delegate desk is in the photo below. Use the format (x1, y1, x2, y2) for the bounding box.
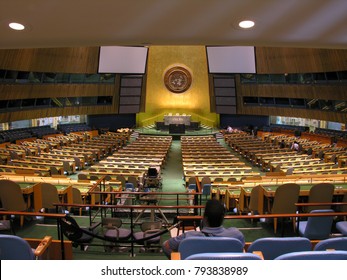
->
(18, 182, 73, 212)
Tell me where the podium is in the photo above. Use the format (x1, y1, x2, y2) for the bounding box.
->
(169, 124, 185, 134)
(164, 114, 191, 125)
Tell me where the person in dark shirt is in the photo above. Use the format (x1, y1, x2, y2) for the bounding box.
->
(279, 140, 286, 148)
(162, 199, 245, 259)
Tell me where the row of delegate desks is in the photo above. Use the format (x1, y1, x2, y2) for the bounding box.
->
(284, 166, 347, 175)
(236, 183, 347, 215)
(0, 174, 122, 211)
(0, 164, 51, 176)
(26, 155, 76, 173)
(86, 170, 144, 180)
(10, 159, 67, 174)
(39, 152, 85, 170)
(260, 154, 313, 169)
(184, 171, 260, 182)
(210, 174, 347, 212)
(275, 161, 336, 172)
(219, 182, 347, 214)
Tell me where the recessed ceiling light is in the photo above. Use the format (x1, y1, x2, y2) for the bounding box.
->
(9, 22, 25, 31)
(238, 20, 255, 29)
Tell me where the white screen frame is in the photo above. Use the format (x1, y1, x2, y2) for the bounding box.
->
(206, 46, 256, 73)
(98, 46, 148, 74)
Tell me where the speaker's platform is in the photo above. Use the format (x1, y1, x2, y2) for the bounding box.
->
(134, 125, 220, 140)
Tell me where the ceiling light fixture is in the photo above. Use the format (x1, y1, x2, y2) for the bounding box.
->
(9, 22, 25, 31)
(238, 20, 255, 29)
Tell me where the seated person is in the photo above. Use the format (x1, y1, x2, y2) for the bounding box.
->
(279, 140, 286, 148)
(291, 141, 299, 151)
(162, 199, 245, 259)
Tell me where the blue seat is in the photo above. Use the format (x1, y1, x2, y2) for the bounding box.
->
(275, 250, 347, 260)
(314, 237, 347, 251)
(336, 194, 347, 236)
(0, 234, 52, 260)
(247, 237, 312, 260)
(185, 252, 262, 260)
(125, 182, 135, 191)
(178, 237, 244, 260)
(202, 184, 211, 199)
(298, 209, 334, 240)
(0, 235, 35, 260)
(336, 221, 347, 236)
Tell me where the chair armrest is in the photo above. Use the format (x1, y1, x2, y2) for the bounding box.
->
(34, 236, 52, 257)
(171, 252, 181, 260)
(252, 251, 264, 260)
(144, 229, 160, 235)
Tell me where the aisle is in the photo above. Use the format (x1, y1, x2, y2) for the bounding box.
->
(159, 140, 186, 206)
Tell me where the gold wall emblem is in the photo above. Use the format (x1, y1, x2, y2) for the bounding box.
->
(164, 66, 192, 93)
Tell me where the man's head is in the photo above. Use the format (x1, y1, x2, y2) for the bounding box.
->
(203, 199, 225, 227)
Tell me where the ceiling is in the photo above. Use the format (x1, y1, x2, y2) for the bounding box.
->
(1, 0, 347, 49)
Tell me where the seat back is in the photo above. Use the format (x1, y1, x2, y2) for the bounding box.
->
(248, 185, 262, 213)
(40, 183, 60, 210)
(185, 252, 262, 260)
(213, 177, 224, 182)
(0, 235, 35, 260)
(178, 237, 243, 260)
(0, 179, 27, 211)
(188, 177, 196, 185)
(50, 166, 60, 175)
(314, 237, 347, 251)
(72, 188, 83, 204)
(202, 184, 211, 196)
(78, 173, 89, 181)
(102, 217, 122, 229)
(92, 186, 101, 204)
(275, 250, 347, 260)
(299, 209, 334, 239)
(200, 177, 211, 186)
(341, 193, 347, 213)
(272, 183, 300, 214)
(147, 167, 158, 178)
(125, 182, 135, 191)
(188, 184, 197, 191)
(247, 237, 312, 260)
(141, 221, 162, 232)
(306, 183, 334, 212)
(127, 176, 138, 188)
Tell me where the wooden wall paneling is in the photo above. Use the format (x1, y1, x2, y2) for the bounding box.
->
(0, 47, 100, 73)
(0, 84, 115, 100)
(235, 75, 347, 124)
(239, 104, 346, 123)
(239, 84, 346, 100)
(0, 105, 116, 123)
(255, 47, 347, 74)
